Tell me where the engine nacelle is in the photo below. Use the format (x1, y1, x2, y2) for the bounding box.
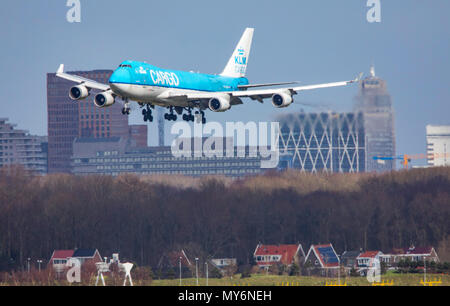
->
(69, 85, 89, 100)
(208, 95, 231, 112)
(271, 92, 293, 108)
(94, 91, 115, 108)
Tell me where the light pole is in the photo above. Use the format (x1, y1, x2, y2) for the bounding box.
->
(37, 260, 43, 272)
(205, 262, 209, 286)
(424, 257, 426, 284)
(195, 258, 199, 286)
(179, 256, 182, 286)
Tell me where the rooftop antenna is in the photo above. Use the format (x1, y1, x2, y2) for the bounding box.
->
(370, 64, 376, 77)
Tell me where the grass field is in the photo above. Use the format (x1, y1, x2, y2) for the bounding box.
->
(151, 272, 450, 287)
(1, 271, 448, 286)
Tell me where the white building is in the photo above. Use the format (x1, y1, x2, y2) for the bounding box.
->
(0, 118, 48, 174)
(426, 125, 450, 166)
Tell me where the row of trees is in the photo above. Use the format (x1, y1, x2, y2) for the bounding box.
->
(0, 166, 449, 271)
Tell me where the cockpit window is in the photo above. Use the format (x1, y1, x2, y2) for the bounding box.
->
(119, 64, 132, 68)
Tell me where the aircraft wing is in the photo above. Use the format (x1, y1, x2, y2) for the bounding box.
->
(56, 64, 110, 91)
(184, 73, 362, 102)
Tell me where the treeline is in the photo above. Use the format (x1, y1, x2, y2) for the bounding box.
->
(0, 166, 449, 271)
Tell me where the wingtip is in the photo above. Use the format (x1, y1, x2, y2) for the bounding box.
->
(57, 64, 64, 74)
(356, 72, 363, 82)
(350, 72, 363, 83)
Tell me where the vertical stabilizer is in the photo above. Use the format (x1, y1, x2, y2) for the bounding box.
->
(220, 28, 254, 78)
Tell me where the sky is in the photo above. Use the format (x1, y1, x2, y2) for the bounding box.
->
(0, 0, 449, 164)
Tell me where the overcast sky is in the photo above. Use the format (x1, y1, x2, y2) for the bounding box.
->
(0, 0, 449, 163)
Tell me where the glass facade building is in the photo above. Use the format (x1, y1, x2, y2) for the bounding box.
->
(354, 67, 396, 172)
(278, 112, 366, 173)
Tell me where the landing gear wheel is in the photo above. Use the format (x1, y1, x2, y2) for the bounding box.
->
(165, 107, 178, 121)
(144, 113, 153, 122)
(122, 99, 131, 115)
(142, 105, 153, 122)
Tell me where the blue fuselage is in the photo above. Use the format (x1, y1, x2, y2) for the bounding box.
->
(109, 60, 249, 93)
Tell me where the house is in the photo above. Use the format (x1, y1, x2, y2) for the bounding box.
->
(304, 244, 340, 276)
(254, 243, 305, 270)
(340, 250, 362, 270)
(383, 246, 440, 266)
(356, 251, 383, 276)
(71, 248, 103, 265)
(156, 249, 193, 279)
(49, 250, 74, 273)
(210, 258, 237, 275)
(210, 258, 237, 270)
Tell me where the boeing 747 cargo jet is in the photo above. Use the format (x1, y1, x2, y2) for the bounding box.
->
(56, 28, 361, 124)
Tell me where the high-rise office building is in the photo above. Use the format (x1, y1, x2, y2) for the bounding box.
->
(354, 66, 396, 172)
(426, 125, 450, 166)
(278, 112, 366, 173)
(47, 69, 146, 173)
(0, 118, 48, 175)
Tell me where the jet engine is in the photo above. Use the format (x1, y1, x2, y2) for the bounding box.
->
(69, 85, 89, 100)
(208, 95, 231, 112)
(94, 91, 115, 108)
(271, 91, 293, 108)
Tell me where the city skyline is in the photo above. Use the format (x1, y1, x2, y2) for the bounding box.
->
(0, 1, 449, 164)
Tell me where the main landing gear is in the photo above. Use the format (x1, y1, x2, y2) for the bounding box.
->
(121, 99, 131, 115)
(195, 110, 207, 125)
(181, 107, 206, 124)
(164, 106, 177, 121)
(142, 104, 154, 122)
(163, 106, 207, 124)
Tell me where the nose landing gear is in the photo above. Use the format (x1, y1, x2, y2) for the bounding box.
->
(121, 99, 131, 115)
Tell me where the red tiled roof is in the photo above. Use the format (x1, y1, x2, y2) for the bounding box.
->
(254, 244, 300, 265)
(50, 250, 74, 261)
(391, 246, 433, 255)
(358, 251, 381, 258)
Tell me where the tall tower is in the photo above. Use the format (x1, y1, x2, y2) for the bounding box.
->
(354, 66, 396, 172)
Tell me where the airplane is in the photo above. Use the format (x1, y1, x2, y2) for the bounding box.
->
(56, 28, 362, 124)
